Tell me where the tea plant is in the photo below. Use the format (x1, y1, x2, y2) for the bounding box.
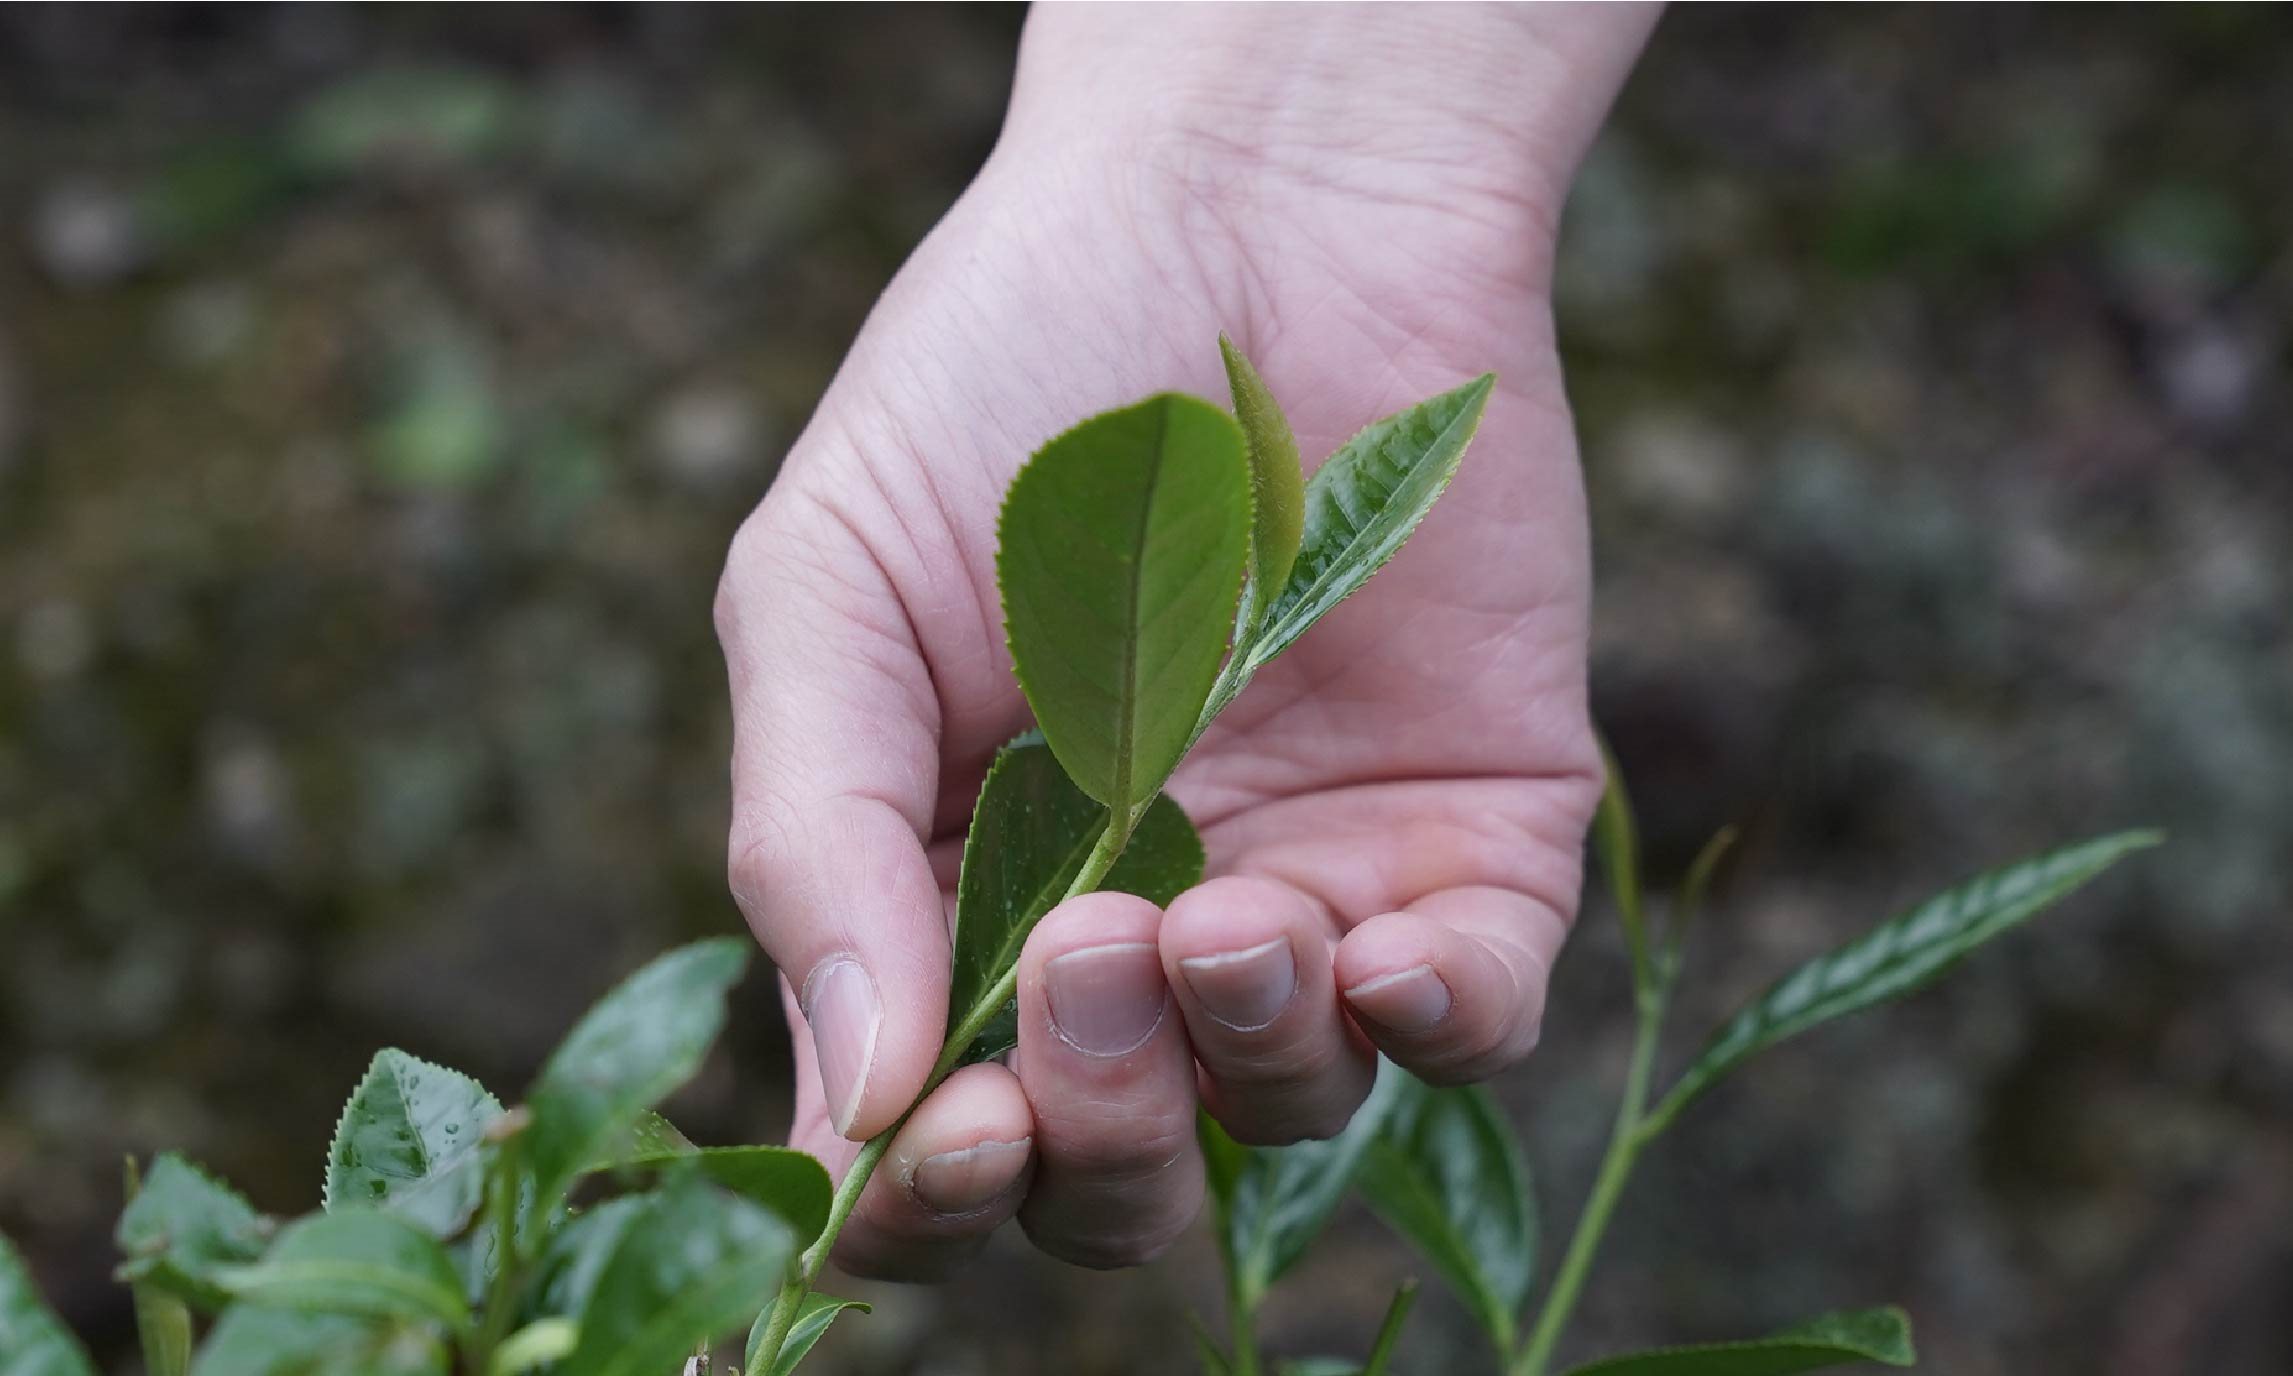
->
(1188, 767, 2154, 1376)
(0, 339, 2152, 1376)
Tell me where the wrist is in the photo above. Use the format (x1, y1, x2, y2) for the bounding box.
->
(995, 4, 1654, 289)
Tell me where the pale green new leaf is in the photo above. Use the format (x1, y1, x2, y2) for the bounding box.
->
(1362, 1082, 1535, 1355)
(1219, 335, 1306, 645)
(190, 1307, 448, 1376)
(553, 1177, 794, 1376)
(1649, 831, 2160, 1133)
(1592, 738, 1649, 988)
(1561, 1306, 1914, 1375)
(523, 939, 750, 1218)
(215, 1211, 468, 1332)
(949, 733, 1205, 1063)
(1238, 373, 1492, 677)
(743, 1292, 870, 1376)
(113, 1154, 275, 1311)
(325, 1049, 502, 1237)
(997, 393, 1252, 809)
(1201, 1060, 1412, 1308)
(488, 1318, 577, 1375)
(0, 1232, 98, 1376)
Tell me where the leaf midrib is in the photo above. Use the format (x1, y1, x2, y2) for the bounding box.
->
(1109, 401, 1171, 809)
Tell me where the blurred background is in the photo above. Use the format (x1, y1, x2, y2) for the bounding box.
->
(1, 5, 2286, 1373)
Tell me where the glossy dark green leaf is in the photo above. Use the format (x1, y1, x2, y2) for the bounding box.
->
(553, 1176, 794, 1376)
(324, 1049, 502, 1237)
(1649, 831, 2160, 1132)
(523, 939, 750, 1217)
(1200, 1061, 1411, 1308)
(1362, 1082, 1534, 1354)
(744, 1292, 870, 1376)
(950, 733, 1205, 1062)
(1219, 335, 1305, 644)
(1239, 374, 1491, 676)
(190, 1306, 448, 1376)
(0, 1232, 98, 1376)
(998, 393, 1252, 809)
(114, 1154, 275, 1311)
(216, 1211, 468, 1332)
(1560, 1307, 1914, 1375)
(619, 1147, 832, 1246)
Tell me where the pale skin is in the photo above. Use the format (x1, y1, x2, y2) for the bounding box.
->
(715, 3, 1659, 1277)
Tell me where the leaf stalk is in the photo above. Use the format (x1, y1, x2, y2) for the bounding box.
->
(750, 807, 1139, 1375)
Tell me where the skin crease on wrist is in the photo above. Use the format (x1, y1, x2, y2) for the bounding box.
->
(719, 2, 1661, 1280)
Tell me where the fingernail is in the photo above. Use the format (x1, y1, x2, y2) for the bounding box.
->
(1179, 938, 1297, 1032)
(910, 1137, 1032, 1215)
(803, 956, 880, 1137)
(1045, 942, 1167, 1057)
(1345, 964, 1452, 1034)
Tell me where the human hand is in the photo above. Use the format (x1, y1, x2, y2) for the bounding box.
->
(715, 3, 1656, 1278)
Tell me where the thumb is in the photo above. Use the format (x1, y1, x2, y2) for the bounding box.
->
(717, 484, 949, 1141)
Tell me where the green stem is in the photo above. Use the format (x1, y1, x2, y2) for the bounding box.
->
(1511, 991, 1668, 1376)
(1361, 1279, 1419, 1376)
(468, 1135, 527, 1373)
(1228, 1279, 1261, 1376)
(749, 808, 1138, 1375)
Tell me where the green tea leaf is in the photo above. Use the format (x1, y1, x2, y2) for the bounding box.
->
(488, 1318, 577, 1375)
(527, 1197, 643, 1325)
(0, 1232, 98, 1376)
(1201, 1060, 1412, 1308)
(523, 939, 750, 1218)
(618, 1147, 833, 1246)
(191, 1306, 448, 1376)
(114, 1154, 275, 1311)
(1240, 373, 1491, 677)
(554, 1176, 794, 1376)
(1362, 1083, 1534, 1355)
(949, 733, 1205, 1063)
(1649, 831, 2161, 1133)
(997, 393, 1252, 809)
(215, 1211, 468, 1332)
(744, 1292, 870, 1376)
(325, 1050, 502, 1236)
(1219, 335, 1306, 645)
(1560, 1306, 1915, 1375)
